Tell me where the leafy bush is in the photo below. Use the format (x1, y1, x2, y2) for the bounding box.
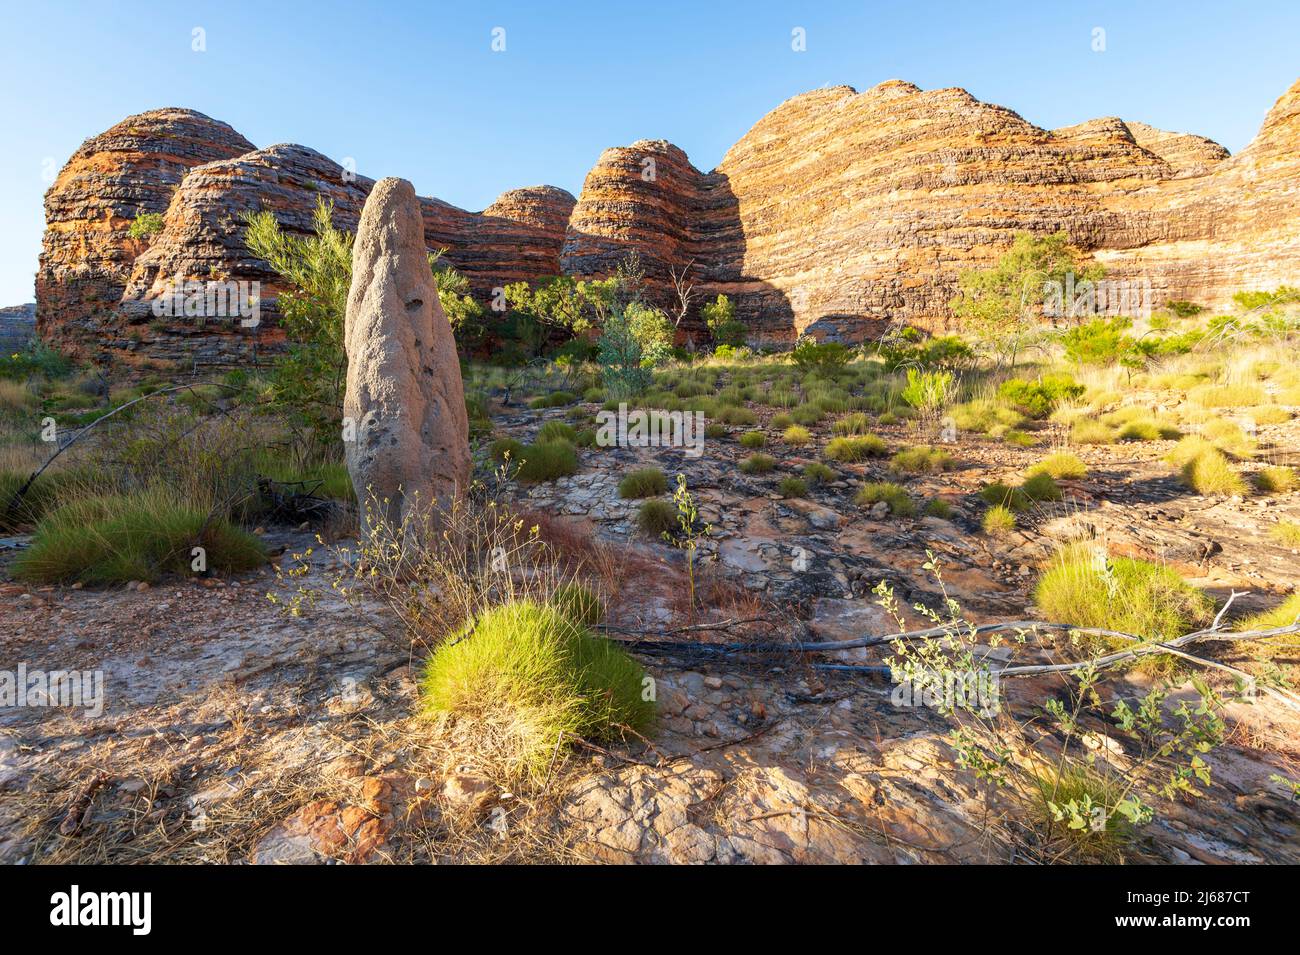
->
(739, 431, 766, 449)
(0, 339, 73, 382)
(420, 600, 654, 781)
(618, 467, 667, 499)
(778, 477, 808, 498)
(14, 489, 265, 585)
(1034, 545, 1213, 641)
(636, 498, 678, 536)
(127, 212, 165, 239)
(516, 441, 579, 483)
(740, 453, 777, 475)
(598, 306, 652, 399)
(790, 336, 852, 372)
(702, 294, 745, 347)
(983, 505, 1017, 536)
(890, 445, 953, 474)
(824, 435, 887, 462)
(999, 374, 1085, 419)
(874, 327, 974, 372)
(855, 481, 915, 517)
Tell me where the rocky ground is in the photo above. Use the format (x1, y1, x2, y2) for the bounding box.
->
(1, 396, 1298, 864)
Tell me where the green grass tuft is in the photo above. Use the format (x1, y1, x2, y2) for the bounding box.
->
(890, 445, 953, 474)
(420, 600, 654, 782)
(854, 481, 915, 517)
(636, 498, 678, 536)
(740, 453, 777, 475)
(982, 505, 1017, 536)
(1033, 544, 1214, 642)
(824, 434, 887, 462)
(618, 467, 668, 499)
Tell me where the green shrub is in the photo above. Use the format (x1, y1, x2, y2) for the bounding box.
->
(782, 425, 812, 446)
(420, 600, 654, 781)
(529, 390, 577, 409)
(999, 374, 1085, 418)
(536, 420, 577, 444)
(618, 467, 667, 499)
(517, 441, 579, 483)
(890, 445, 953, 474)
(923, 498, 954, 519)
(854, 482, 914, 516)
(824, 434, 887, 462)
(127, 212, 165, 239)
(790, 336, 852, 372)
(802, 462, 836, 485)
(636, 498, 678, 536)
(14, 490, 265, 586)
(1027, 452, 1087, 480)
(1180, 448, 1246, 496)
(1257, 466, 1297, 494)
(1033, 545, 1214, 641)
(740, 453, 777, 475)
(778, 477, 808, 498)
(739, 431, 766, 449)
(489, 437, 527, 464)
(1021, 471, 1063, 502)
(983, 505, 1016, 536)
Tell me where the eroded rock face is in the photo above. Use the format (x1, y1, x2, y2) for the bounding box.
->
(563, 78, 1300, 343)
(343, 178, 470, 530)
(35, 78, 1300, 359)
(35, 108, 255, 357)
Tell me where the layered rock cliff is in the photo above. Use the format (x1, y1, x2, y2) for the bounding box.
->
(35, 78, 1300, 361)
(38, 113, 574, 365)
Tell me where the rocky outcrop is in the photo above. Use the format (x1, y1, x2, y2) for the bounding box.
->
(343, 178, 470, 530)
(35, 78, 1300, 359)
(562, 78, 1298, 343)
(37, 111, 573, 366)
(35, 108, 255, 357)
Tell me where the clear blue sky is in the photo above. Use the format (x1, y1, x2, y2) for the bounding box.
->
(3, 0, 1297, 305)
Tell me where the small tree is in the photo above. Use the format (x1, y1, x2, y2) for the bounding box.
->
(950, 231, 1101, 370)
(243, 198, 353, 458)
(702, 293, 745, 347)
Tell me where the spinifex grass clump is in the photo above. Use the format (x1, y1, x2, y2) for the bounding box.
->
(854, 481, 915, 517)
(802, 461, 836, 485)
(824, 434, 887, 462)
(14, 488, 265, 585)
(740, 453, 776, 475)
(618, 467, 667, 499)
(1033, 544, 1214, 642)
(982, 505, 1016, 536)
(636, 498, 677, 536)
(516, 441, 579, 483)
(1179, 446, 1247, 496)
(890, 445, 953, 474)
(1026, 452, 1087, 480)
(421, 600, 654, 782)
(535, 420, 577, 444)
